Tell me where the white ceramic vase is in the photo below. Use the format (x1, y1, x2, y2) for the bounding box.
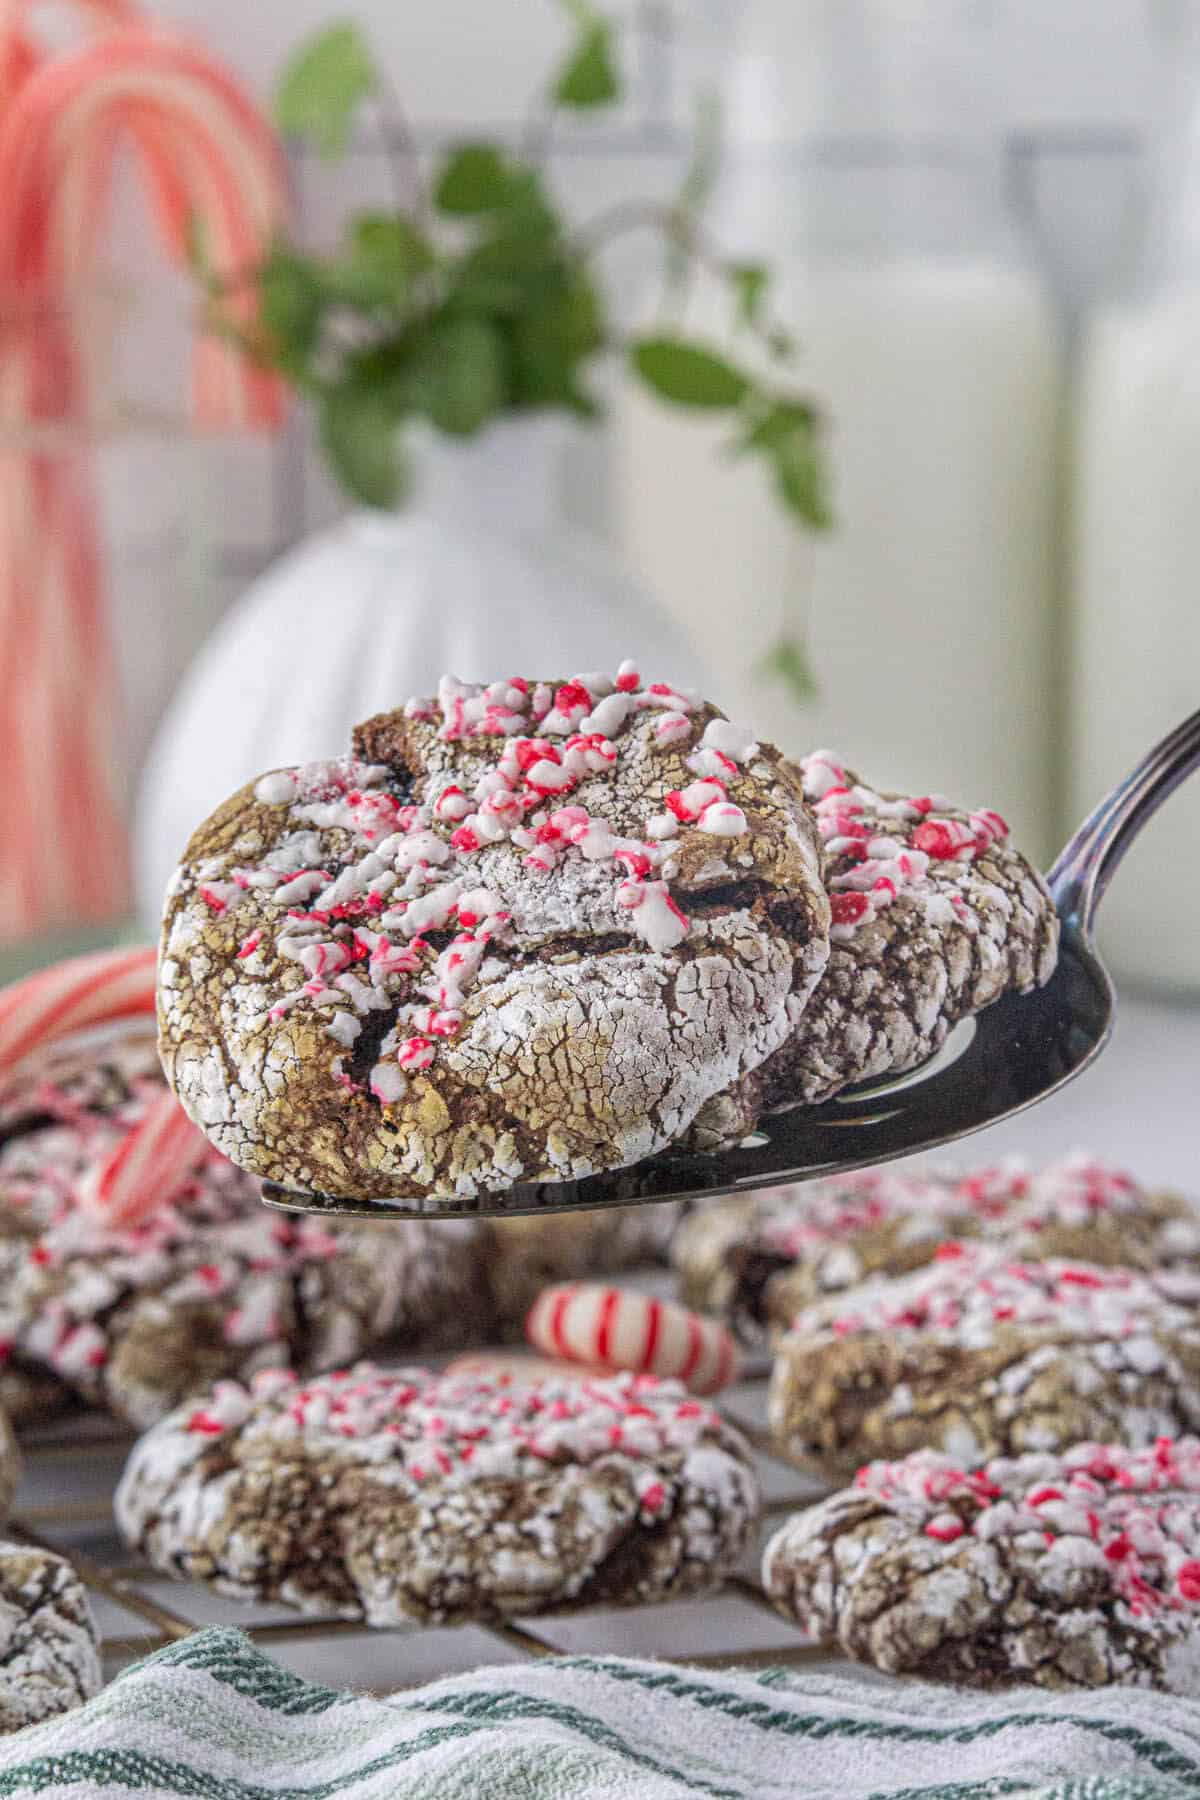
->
(134, 417, 712, 925)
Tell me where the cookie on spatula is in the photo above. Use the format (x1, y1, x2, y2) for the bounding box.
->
(158, 665, 829, 1203)
(688, 750, 1059, 1147)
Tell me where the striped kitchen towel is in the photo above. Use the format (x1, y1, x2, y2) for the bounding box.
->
(0, 1627, 1198, 1798)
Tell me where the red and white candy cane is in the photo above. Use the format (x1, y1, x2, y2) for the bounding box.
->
(0, 21, 287, 942)
(0, 27, 288, 431)
(526, 1283, 741, 1396)
(0, 947, 207, 1224)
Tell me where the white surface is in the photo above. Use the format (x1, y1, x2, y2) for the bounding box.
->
(894, 989, 1200, 1190)
(1070, 294, 1200, 994)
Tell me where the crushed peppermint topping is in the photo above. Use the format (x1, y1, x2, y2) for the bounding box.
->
(797, 749, 1010, 941)
(794, 1244, 1200, 1348)
(755, 1154, 1155, 1265)
(199, 666, 764, 1101)
(0, 1036, 348, 1384)
(853, 1438, 1200, 1619)
(177, 1362, 726, 1493)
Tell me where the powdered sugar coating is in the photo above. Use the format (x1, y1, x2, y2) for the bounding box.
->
(769, 1247, 1200, 1482)
(673, 1154, 1199, 1339)
(158, 668, 829, 1204)
(765, 1437, 1200, 1689)
(687, 753, 1058, 1146)
(0, 1542, 100, 1730)
(801, 1247, 1200, 1344)
(116, 1362, 760, 1625)
(0, 1030, 494, 1428)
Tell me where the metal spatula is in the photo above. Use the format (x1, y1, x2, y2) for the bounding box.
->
(264, 709, 1200, 1221)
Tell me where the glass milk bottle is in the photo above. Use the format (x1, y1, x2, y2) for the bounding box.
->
(614, 0, 1062, 860)
(1069, 9, 1200, 992)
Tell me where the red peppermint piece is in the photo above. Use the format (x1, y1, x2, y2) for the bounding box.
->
(910, 824, 978, 864)
(554, 681, 592, 715)
(830, 892, 871, 926)
(186, 1410, 227, 1435)
(925, 1515, 965, 1542)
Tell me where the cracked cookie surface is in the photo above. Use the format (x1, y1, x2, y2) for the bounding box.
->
(115, 1362, 760, 1625)
(765, 1437, 1200, 1690)
(0, 1541, 100, 1730)
(673, 1155, 1200, 1340)
(688, 751, 1058, 1144)
(768, 1246, 1200, 1482)
(0, 1030, 494, 1429)
(158, 667, 829, 1203)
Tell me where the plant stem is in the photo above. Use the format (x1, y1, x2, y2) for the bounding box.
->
(370, 64, 431, 225)
(573, 199, 798, 367)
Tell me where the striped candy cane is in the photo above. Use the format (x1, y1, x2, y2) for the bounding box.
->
(526, 1283, 741, 1396)
(0, 28, 288, 430)
(0, 20, 287, 943)
(0, 947, 208, 1224)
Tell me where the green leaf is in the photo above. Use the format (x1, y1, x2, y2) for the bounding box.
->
(258, 248, 327, 375)
(325, 214, 435, 308)
(448, 190, 562, 317)
(509, 268, 605, 409)
(352, 213, 435, 277)
(630, 336, 750, 409)
(553, 17, 619, 107)
(402, 316, 506, 435)
(734, 397, 818, 455)
(770, 423, 833, 531)
(729, 260, 768, 328)
(318, 385, 404, 508)
(759, 636, 818, 701)
(435, 144, 513, 214)
(275, 22, 376, 158)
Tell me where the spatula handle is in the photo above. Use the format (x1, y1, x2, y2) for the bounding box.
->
(1048, 709, 1200, 935)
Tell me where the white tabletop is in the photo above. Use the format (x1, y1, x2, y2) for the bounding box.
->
(900, 990, 1199, 1190)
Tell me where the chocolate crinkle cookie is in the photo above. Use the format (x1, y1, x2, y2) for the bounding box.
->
(0, 1542, 100, 1730)
(764, 1438, 1200, 1691)
(687, 750, 1059, 1146)
(0, 1412, 19, 1524)
(115, 1362, 760, 1626)
(158, 665, 829, 1204)
(769, 1246, 1200, 1482)
(674, 1155, 1200, 1340)
(0, 1030, 494, 1429)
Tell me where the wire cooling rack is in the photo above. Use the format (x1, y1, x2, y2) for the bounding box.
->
(10, 1335, 845, 1696)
